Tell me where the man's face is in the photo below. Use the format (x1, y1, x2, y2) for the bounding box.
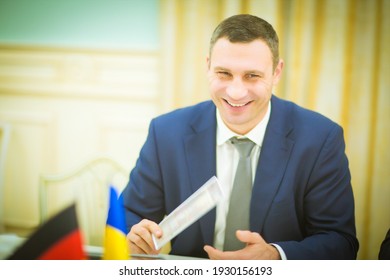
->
(207, 38, 283, 135)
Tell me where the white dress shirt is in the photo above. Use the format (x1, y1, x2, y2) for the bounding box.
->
(213, 102, 287, 259)
(213, 101, 270, 249)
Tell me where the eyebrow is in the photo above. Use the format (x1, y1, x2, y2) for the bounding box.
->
(213, 66, 230, 72)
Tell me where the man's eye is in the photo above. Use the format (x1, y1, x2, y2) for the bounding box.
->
(216, 71, 231, 78)
(246, 74, 260, 79)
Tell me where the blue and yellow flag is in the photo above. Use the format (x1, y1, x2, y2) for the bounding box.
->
(103, 185, 129, 260)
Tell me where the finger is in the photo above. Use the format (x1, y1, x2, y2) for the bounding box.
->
(235, 231, 280, 259)
(128, 226, 153, 254)
(236, 230, 264, 245)
(140, 219, 163, 238)
(139, 220, 163, 254)
(204, 245, 223, 260)
(127, 231, 148, 255)
(128, 220, 162, 254)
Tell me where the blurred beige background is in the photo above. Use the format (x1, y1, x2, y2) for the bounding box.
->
(0, 0, 388, 260)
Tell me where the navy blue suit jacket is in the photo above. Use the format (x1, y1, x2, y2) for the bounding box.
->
(122, 95, 359, 259)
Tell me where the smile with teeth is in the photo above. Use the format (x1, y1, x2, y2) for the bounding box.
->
(225, 100, 251, 107)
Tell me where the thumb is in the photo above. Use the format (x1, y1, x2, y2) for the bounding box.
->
(236, 230, 264, 245)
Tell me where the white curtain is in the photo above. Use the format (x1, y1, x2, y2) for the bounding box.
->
(159, 0, 390, 259)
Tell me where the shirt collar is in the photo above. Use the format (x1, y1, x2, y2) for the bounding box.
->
(216, 101, 271, 147)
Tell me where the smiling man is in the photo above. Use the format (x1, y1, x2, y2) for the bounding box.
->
(122, 14, 359, 260)
(207, 37, 282, 135)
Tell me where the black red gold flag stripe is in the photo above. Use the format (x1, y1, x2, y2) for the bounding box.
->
(8, 204, 86, 260)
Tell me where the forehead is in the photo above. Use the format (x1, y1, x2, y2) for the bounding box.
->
(210, 38, 273, 71)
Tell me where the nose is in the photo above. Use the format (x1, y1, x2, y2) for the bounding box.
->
(226, 78, 248, 100)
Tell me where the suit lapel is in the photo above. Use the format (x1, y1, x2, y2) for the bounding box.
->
(184, 102, 217, 245)
(250, 96, 295, 233)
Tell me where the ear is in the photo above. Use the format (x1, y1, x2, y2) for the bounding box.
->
(206, 56, 210, 70)
(272, 59, 284, 86)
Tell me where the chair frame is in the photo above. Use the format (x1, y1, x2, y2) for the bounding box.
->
(39, 155, 128, 245)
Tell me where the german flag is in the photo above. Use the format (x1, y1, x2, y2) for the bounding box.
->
(8, 204, 86, 260)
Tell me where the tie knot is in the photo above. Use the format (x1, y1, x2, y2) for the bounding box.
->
(230, 137, 255, 158)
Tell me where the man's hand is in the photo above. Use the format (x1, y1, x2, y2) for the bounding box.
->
(126, 219, 162, 255)
(204, 230, 281, 260)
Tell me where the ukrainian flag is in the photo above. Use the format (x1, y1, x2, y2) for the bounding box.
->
(103, 185, 129, 260)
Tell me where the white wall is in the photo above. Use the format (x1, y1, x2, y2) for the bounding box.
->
(0, 0, 162, 238)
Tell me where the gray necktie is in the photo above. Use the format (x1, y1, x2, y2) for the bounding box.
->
(224, 137, 255, 251)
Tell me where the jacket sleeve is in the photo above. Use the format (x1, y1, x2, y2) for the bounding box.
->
(121, 119, 166, 233)
(276, 124, 359, 259)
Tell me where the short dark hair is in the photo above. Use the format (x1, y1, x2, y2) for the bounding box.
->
(209, 14, 279, 70)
